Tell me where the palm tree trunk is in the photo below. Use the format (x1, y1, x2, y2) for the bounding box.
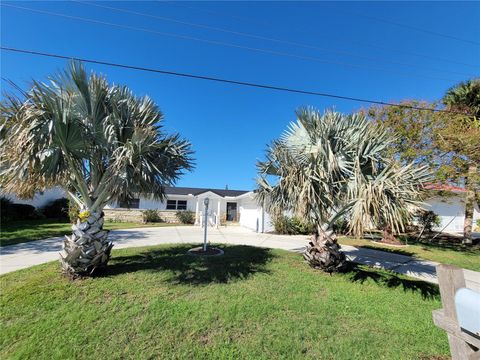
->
(381, 224, 398, 244)
(303, 227, 346, 272)
(463, 164, 477, 245)
(60, 210, 113, 277)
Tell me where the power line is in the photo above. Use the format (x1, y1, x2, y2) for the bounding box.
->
(73, 0, 474, 78)
(1, 46, 473, 117)
(163, 1, 257, 26)
(1, 2, 459, 82)
(163, 1, 480, 69)
(334, 6, 480, 46)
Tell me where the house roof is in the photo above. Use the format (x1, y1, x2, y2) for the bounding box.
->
(424, 184, 466, 192)
(164, 186, 250, 198)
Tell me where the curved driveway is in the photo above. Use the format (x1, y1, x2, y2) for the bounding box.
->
(0, 226, 309, 275)
(0, 225, 438, 284)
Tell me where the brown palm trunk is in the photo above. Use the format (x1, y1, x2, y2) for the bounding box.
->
(382, 224, 397, 243)
(463, 164, 477, 245)
(303, 226, 346, 272)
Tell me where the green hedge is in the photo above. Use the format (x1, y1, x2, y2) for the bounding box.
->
(40, 198, 69, 219)
(142, 210, 163, 223)
(0, 197, 38, 222)
(176, 211, 195, 224)
(273, 215, 315, 235)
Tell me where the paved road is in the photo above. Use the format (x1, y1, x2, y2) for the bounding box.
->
(0, 226, 439, 283)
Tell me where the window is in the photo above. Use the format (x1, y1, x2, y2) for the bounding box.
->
(166, 199, 187, 210)
(119, 198, 140, 209)
(177, 200, 187, 210)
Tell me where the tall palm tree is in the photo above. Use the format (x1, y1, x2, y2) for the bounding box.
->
(1, 62, 194, 276)
(442, 79, 480, 244)
(257, 109, 430, 272)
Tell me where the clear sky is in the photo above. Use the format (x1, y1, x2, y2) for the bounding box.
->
(2, 1, 479, 190)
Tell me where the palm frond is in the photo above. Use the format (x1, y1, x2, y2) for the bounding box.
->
(1, 61, 194, 211)
(256, 108, 431, 236)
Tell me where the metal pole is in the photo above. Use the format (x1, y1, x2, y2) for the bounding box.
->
(203, 201, 208, 251)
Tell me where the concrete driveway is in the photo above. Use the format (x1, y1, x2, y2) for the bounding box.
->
(0, 226, 309, 275)
(0, 225, 439, 283)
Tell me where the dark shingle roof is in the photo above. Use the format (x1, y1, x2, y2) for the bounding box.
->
(164, 186, 250, 197)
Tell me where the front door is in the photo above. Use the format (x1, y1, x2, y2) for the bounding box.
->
(226, 202, 238, 221)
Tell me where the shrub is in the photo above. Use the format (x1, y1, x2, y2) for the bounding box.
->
(13, 204, 39, 220)
(142, 209, 162, 223)
(475, 219, 480, 231)
(68, 200, 80, 223)
(176, 210, 195, 224)
(332, 218, 350, 235)
(273, 215, 315, 235)
(416, 210, 441, 233)
(0, 197, 14, 221)
(273, 215, 289, 234)
(0, 197, 38, 221)
(41, 198, 69, 219)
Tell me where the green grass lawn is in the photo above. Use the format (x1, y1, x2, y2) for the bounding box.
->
(0, 219, 182, 247)
(0, 244, 448, 359)
(338, 236, 480, 272)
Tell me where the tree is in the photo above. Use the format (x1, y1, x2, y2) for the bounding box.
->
(256, 109, 430, 272)
(366, 101, 452, 181)
(441, 78, 480, 244)
(0, 62, 194, 276)
(368, 95, 480, 244)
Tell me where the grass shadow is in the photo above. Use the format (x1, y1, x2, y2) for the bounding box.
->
(343, 263, 440, 300)
(352, 231, 480, 254)
(103, 244, 275, 285)
(405, 233, 480, 252)
(360, 245, 415, 257)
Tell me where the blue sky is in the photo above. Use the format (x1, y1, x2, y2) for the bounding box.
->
(2, 1, 479, 190)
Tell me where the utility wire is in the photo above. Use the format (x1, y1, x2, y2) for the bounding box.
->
(73, 0, 474, 78)
(334, 6, 480, 46)
(164, 1, 480, 69)
(1, 46, 473, 117)
(1, 2, 459, 82)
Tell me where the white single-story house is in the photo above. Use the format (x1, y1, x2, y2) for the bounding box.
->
(2, 184, 479, 235)
(105, 186, 274, 233)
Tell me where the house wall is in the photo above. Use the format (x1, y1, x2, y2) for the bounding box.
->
(106, 195, 196, 212)
(423, 193, 480, 233)
(1, 188, 66, 209)
(103, 208, 180, 223)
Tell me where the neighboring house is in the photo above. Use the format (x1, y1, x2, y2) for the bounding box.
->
(423, 184, 480, 233)
(105, 186, 274, 233)
(1, 187, 65, 209)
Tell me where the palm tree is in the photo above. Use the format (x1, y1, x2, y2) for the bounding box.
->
(256, 109, 430, 272)
(442, 79, 480, 244)
(1, 62, 194, 276)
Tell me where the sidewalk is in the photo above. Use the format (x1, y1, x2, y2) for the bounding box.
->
(0, 226, 439, 283)
(342, 246, 438, 284)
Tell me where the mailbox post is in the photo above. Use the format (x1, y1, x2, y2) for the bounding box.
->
(203, 197, 209, 252)
(433, 264, 480, 360)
